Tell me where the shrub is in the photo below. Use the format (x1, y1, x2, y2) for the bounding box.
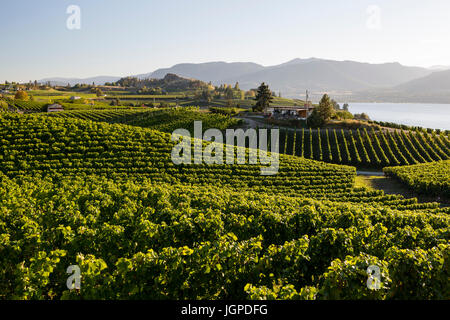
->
(14, 90, 29, 101)
(386, 245, 449, 299)
(318, 253, 391, 300)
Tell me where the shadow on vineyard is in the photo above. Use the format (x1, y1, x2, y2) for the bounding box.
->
(356, 174, 450, 206)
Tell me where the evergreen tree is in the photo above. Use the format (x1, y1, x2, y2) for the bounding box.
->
(317, 94, 334, 121)
(253, 82, 273, 112)
(307, 109, 324, 128)
(225, 86, 234, 100)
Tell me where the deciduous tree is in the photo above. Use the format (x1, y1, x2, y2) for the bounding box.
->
(307, 94, 335, 127)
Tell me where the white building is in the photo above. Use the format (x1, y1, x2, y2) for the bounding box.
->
(47, 104, 64, 112)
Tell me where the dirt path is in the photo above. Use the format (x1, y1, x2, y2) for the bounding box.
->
(235, 116, 314, 132)
(235, 116, 262, 129)
(356, 175, 415, 196)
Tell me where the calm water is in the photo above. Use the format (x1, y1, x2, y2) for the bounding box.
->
(347, 103, 450, 130)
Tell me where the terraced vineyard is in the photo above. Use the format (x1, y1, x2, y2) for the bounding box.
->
(0, 112, 448, 300)
(123, 108, 241, 134)
(0, 114, 354, 197)
(40, 108, 240, 134)
(1, 98, 132, 112)
(44, 109, 152, 123)
(6, 99, 48, 111)
(273, 128, 450, 168)
(60, 102, 131, 110)
(384, 160, 450, 198)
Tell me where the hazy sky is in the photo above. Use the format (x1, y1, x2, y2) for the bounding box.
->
(1, 0, 450, 82)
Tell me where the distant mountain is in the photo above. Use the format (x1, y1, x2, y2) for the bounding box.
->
(144, 59, 431, 98)
(141, 61, 265, 83)
(230, 60, 429, 91)
(395, 69, 450, 92)
(338, 69, 450, 103)
(40, 58, 449, 102)
(39, 76, 121, 86)
(270, 57, 323, 67)
(428, 65, 450, 71)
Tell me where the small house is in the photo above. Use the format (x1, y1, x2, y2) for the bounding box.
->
(70, 96, 81, 101)
(47, 104, 64, 112)
(265, 105, 315, 120)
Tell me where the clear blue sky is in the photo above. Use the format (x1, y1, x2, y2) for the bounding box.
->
(1, 0, 450, 82)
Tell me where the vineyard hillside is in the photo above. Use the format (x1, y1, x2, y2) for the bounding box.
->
(0, 114, 355, 197)
(272, 128, 450, 169)
(42, 108, 241, 134)
(34, 108, 450, 169)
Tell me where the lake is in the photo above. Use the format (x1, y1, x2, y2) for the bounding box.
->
(346, 103, 450, 130)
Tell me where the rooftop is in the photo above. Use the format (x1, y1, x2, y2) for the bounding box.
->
(269, 105, 314, 110)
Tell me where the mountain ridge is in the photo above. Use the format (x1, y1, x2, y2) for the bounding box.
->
(39, 76, 122, 86)
(39, 58, 450, 102)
